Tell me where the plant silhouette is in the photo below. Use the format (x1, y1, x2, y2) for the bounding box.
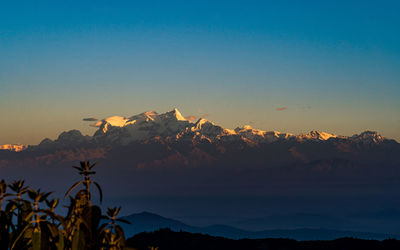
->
(65, 161, 103, 203)
(0, 161, 130, 250)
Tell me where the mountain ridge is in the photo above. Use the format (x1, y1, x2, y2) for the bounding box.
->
(1, 108, 395, 151)
(119, 211, 400, 240)
(1, 108, 399, 174)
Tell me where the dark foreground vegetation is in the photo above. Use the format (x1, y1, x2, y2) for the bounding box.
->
(127, 228, 400, 250)
(0, 161, 129, 249)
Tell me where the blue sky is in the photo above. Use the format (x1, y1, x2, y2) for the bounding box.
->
(1, 0, 399, 144)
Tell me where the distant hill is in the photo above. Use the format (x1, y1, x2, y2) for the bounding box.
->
(126, 228, 400, 250)
(120, 211, 399, 240)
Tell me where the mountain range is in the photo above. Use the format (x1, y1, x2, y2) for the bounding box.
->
(2, 108, 393, 150)
(1, 108, 398, 169)
(1, 108, 400, 200)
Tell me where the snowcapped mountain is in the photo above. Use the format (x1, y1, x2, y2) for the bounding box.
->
(350, 131, 385, 144)
(3, 107, 392, 168)
(0, 144, 27, 152)
(1, 109, 400, 194)
(61, 108, 394, 147)
(2, 108, 395, 152)
(87, 108, 394, 146)
(92, 109, 194, 145)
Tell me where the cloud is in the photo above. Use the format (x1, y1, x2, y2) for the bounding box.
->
(185, 113, 210, 122)
(276, 107, 288, 111)
(89, 121, 103, 127)
(185, 115, 199, 122)
(83, 117, 98, 121)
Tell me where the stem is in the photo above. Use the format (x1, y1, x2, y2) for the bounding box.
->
(85, 176, 90, 201)
(34, 201, 39, 228)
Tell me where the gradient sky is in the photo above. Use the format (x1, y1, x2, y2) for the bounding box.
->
(1, 0, 399, 144)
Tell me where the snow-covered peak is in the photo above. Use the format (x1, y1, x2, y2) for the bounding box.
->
(104, 116, 135, 127)
(0, 144, 27, 152)
(265, 131, 295, 140)
(192, 118, 213, 130)
(92, 108, 192, 144)
(159, 108, 186, 121)
(95, 111, 161, 135)
(242, 125, 253, 130)
(234, 126, 295, 143)
(129, 111, 159, 121)
(301, 131, 339, 141)
(191, 118, 218, 133)
(235, 125, 264, 135)
(350, 131, 384, 143)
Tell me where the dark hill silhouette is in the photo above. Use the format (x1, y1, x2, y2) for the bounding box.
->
(126, 228, 400, 250)
(121, 211, 193, 233)
(120, 212, 399, 240)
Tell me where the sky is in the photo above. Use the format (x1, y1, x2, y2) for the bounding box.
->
(1, 0, 399, 144)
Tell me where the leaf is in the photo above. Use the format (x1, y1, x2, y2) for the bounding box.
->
(46, 223, 59, 237)
(27, 189, 37, 200)
(10, 223, 31, 249)
(98, 222, 108, 233)
(64, 181, 83, 198)
(72, 166, 83, 172)
(89, 162, 98, 170)
(39, 192, 53, 202)
(115, 207, 121, 216)
(93, 181, 103, 203)
(24, 211, 34, 222)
